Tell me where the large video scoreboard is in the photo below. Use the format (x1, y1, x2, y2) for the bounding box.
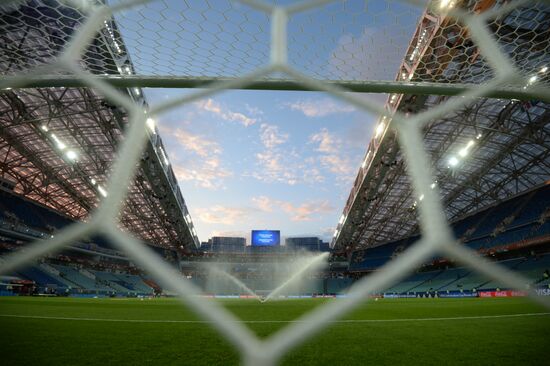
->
(251, 230, 280, 246)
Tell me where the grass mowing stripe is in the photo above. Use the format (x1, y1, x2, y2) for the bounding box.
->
(1, 312, 549, 323)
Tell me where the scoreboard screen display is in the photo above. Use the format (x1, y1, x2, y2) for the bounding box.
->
(251, 230, 280, 246)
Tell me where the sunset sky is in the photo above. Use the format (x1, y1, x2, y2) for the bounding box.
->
(115, 0, 424, 243)
(145, 89, 379, 243)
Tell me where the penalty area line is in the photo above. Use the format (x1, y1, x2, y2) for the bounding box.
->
(0, 312, 549, 324)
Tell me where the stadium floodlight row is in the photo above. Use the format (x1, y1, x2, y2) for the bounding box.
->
(0, 0, 199, 250)
(332, 1, 550, 251)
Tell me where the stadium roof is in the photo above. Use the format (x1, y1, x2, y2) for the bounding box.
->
(1, 1, 549, 253)
(332, 1, 550, 251)
(0, 0, 199, 249)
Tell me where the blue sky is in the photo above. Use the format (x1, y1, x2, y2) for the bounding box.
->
(146, 89, 379, 243)
(114, 0, 425, 243)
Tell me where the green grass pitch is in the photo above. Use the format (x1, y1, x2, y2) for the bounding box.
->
(0, 296, 549, 365)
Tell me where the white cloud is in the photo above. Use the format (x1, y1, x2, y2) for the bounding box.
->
(303, 167, 325, 184)
(280, 200, 334, 222)
(259, 123, 288, 149)
(252, 196, 274, 212)
(256, 150, 285, 176)
(171, 128, 221, 157)
(252, 126, 354, 186)
(196, 98, 257, 127)
(253, 129, 301, 184)
(252, 151, 325, 185)
(252, 196, 334, 222)
(310, 128, 354, 176)
(195, 205, 249, 225)
(287, 98, 355, 118)
(160, 126, 232, 189)
(171, 160, 232, 190)
(319, 155, 353, 175)
(245, 104, 264, 116)
(252, 125, 324, 186)
(310, 128, 338, 153)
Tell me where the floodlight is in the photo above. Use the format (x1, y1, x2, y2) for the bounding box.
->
(97, 185, 108, 197)
(375, 123, 385, 138)
(448, 156, 459, 167)
(146, 118, 156, 133)
(66, 150, 78, 161)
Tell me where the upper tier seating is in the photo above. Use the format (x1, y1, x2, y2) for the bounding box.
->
(0, 189, 73, 230)
(351, 184, 549, 272)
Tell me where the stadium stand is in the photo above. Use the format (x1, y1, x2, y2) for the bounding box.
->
(335, 183, 550, 297)
(115, 274, 154, 293)
(350, 184, 550, 272)
(52, 265, 101, 291)
(95, 271, 134, 293)
(0, 180, 548, 298)
(0, 188, 163, 296)
(11, 181, 544, 299)
(16, 266, 67, 289)
(0, 189, 73, 231)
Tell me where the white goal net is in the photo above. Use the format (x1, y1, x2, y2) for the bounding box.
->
(0, 1, 549, 365)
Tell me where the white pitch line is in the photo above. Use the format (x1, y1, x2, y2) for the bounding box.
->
(1, 312, 549, 324)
